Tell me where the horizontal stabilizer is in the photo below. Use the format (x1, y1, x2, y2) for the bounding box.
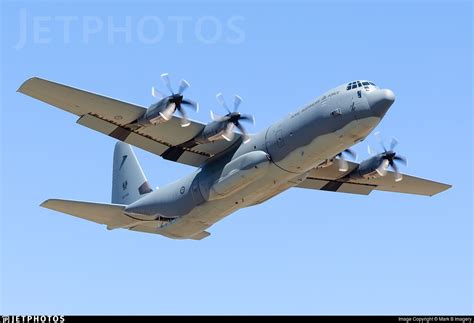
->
(40, 199, 202, 238)
(191, 231, 211, 240)
(41, 199, 135, 228)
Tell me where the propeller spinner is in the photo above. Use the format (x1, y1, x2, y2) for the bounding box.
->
(210, 93, 255, 143)
(372, 132, 407, 182)
(150, 73, 199, 127)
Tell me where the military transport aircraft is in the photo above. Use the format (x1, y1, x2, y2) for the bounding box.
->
(18, 75, 451, 240)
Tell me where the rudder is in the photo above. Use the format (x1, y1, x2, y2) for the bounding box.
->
(112, 142, 153, 205)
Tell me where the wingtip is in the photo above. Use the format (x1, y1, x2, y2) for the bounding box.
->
(440, 183, 453, 192)
(442, 183, 453, 193)
(17, 76, 41, 93)
(429, 183, 452, 197)
(40, 199, 52, 207)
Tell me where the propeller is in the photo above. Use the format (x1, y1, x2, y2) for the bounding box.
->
(372, 132, 407, 182)
(336, 148, 357, 172)
(151, 73, 199, 127)
(211, 93, 255, 143)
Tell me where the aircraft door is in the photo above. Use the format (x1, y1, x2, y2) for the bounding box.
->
(191, 172, 205, 205)
(265, 123, 289, 169)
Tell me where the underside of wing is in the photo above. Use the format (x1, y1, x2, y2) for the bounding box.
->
(18, 77, 241, 167)
(297, 160, 451, 196)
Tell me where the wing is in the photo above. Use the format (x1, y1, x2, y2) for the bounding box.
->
(296, 160, 451, 196)
(18, 77, 241, 167)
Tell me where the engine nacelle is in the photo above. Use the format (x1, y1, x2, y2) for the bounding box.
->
(137, 99, 174, 126)
(194, 120, 234, 144)
(350, 155, 388, 179)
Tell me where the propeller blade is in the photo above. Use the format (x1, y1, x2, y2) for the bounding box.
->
(159, 103, 176, 121)
(176, 106, 190, 127)
(182, 99, 199, 112)
(394, 155, 407, 166)
(210, 110, 221, 121)
(235, 122, 250, 143)
(216, 93, 231, 113)
(178, 79, 190, 94)
(374, 131, 387, 152)
(159, 112, 170, 121)
(211, 111, 230, 122)
(181, 119, 191, 127)
(239, 114, 255, 125)
(222, 123, 235, 142)
(390, 161, 403, 182)
(343, 148, 357, 160)
(376, 159, 389, 176)
(151, 86, 164, 99)
(338, 156, 348, 172)
(367, 145, 377, 156)
(161, 73, 173, 94)
(233, 95, 243, 112)
(390, 137, 398, 151)
(394, 172, 403, 182)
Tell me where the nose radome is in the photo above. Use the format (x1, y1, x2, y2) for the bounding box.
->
(367, 89, 395, 118)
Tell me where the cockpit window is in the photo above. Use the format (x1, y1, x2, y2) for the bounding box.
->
(347, 80, 377, 91)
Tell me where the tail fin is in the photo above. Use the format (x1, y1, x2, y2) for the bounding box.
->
(112, 142, 153, 205)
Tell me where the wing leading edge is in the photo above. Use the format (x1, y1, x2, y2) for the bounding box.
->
(18, 77, 241, 167)
(297, 160, 451, 196)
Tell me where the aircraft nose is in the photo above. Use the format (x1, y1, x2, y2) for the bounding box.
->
(367, 89, 395, 118)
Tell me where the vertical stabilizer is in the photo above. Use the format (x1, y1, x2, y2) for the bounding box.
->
(112, 142, 153, 205)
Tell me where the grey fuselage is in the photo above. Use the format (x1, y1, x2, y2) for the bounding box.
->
(125, 81, 395, 239)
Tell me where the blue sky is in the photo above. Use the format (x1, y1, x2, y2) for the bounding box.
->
(1, 0, 472, 315)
